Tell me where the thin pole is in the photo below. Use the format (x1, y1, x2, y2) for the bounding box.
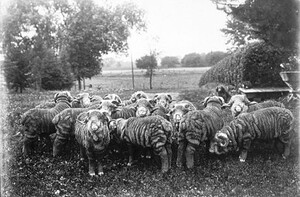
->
(131, 54, 135, 89)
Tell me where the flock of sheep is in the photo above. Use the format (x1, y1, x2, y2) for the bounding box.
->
(19, 86, 295, 176)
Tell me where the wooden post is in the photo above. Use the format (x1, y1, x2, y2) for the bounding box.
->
(131, 54, 135, 89)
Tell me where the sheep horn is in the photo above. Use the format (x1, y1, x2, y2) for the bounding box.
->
(216, 132, 229, 147)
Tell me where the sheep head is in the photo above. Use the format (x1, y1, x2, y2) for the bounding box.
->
(203, 96, 224, 108)
(130, 91, 148, 103)
(152, 93, 173, 108)
(54, 91, 73, 103)
(134, 98, 154, 117)
(104, 94, 122, 105)
(77, 110, 111, 151)
(209, 131, 230, 155)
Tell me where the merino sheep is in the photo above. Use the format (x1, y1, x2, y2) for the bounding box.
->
(247, 100, 285, 112)
(176, 96, 225, 168)
(209, 107, 295, 162)
(222, 94, 257, 117)
(152, 93, 173, 108)
(121, 91, 148, 106)
(74, 109, 111, 176)
(110, 115, 173, 173)
(21, 91, 73, 156)
(168, 100, 197, 132)
(103, 94, 122, 105)
(52, 104, 102, 157)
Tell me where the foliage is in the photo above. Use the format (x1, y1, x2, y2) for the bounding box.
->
(136, 53, 158, 89)
(181, 53, 207, 67)
(205, 51, 229, 66)
(199, 41, 288, 88)
(212, 0, 299, 53)
(160, 56, 180, 68)
(2, 0, 146, 91)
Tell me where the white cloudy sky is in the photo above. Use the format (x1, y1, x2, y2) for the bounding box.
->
(101, 0, 230, 60)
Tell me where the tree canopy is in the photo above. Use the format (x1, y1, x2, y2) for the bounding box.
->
(212, 0, 299, 54)
(2, 0, 146, 91)
(136, 53, 158, 89)
(160, 56, 180, 68)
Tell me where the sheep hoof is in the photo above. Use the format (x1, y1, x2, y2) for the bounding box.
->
(98, 172, 104, 176)
(239, 158, 246, 162)
(282, 154, 287, 160)
(89, 172, 96, 176)
(127, 162, 132, 167)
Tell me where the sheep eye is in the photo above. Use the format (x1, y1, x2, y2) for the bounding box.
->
(184, 104, 189, 108)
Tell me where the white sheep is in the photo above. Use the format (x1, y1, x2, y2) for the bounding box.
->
(110, 115, 173, 173)
(209, 107, 295, 162)
(74, 109, 111, 176)
(222, 94, 257, 117)
(176, 96, 225, 168)
(21, 91, 73, 156)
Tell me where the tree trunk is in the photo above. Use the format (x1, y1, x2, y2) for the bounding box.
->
(77, 77, 82, 90)
(83, 78, 85, 90)
(149, 69, 153, 89)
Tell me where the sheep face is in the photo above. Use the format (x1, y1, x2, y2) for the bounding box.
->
(72, 93, 91, 108)
(98, 100, 119, 116)
(135, 98, 153, 117)
(153, 93, 172, 108)
(203, 96, 224, 107)
(130, 91, 148, 103)
(209, 131, 231, 155)
(104, 94, 122, 104)
(78, 110, 111, 151)
(54, 91, 73, 103)
(170, 101, 196, 124)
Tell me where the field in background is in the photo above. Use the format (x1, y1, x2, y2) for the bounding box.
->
(83, 67, 210, 93)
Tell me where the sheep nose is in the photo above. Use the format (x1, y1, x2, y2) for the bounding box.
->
(137, 107, 147, 117)
(91, 123, 99, 131)
(175, 114, 181, 122)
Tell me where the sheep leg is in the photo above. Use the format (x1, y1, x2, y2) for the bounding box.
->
(79, 145, 87, 161)
(97, 161, 104, 176)
(239, 138, 252, 162)
(23, 136, 37, 156)
(176, 140, 186, 168)
(88, 159, 97, 176)
(127, 144, 134, 166)
(53, 135, 67, 157)
(166, 143, 172, 170)
(185, 143, 196, 169)
(159, 146, 169, 173)
(282, 140, 292, 159)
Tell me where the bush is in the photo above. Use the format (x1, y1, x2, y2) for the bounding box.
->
(198, 42, 288, 88)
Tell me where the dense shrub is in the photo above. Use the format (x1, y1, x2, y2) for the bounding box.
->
(198, 42, 288, 88)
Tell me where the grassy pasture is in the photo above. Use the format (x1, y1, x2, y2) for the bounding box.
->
(1, 68, 300, 197)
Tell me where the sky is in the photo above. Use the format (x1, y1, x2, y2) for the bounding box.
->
(101, 0, 230, 61)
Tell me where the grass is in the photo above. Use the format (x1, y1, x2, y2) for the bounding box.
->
(1, 69, 299, 197)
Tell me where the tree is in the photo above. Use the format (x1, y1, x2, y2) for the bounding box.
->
(136, 53, 158, 89)
(181, 53, 207, 67)
(212, 0, 299, 53)
(65, 0, 146, 90)
(205, 51, 228, 66)
(160, 56, 180, 68)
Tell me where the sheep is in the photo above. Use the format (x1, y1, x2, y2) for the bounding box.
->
(109, 115, 173, 173)
(247, 100, 285, 112)
(176, 96, 225, 169)
(151, 105, 170, 120)
(215, 85, 232, 103)
(52, 104, 102, 157)
(73, 93, 91, 108)
(222, 94, 257, 117)
(121, 91, 148, 106)
(21, 91, 73, 156)
(168, 100, 197, 132)
(103, 93, 122, 105)
(35, 101, 56, 109)
(74, 109, 111, 176)
(209, 107, 295, 162)
(152, 93, 173, 108)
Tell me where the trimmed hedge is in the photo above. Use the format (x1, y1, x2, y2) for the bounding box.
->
(198, 42, 288, 88)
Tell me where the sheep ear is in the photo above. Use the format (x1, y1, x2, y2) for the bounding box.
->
(218, 97, 225, 105)
(167, 94, 172, 102)
(77, 112, 89, 122)
(221, 103, 230, 109)
(148, 99, 156, 107)
(153, 94, 159, 101)
(203, 97, 209, 107)
(54, 93, 59, 102)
